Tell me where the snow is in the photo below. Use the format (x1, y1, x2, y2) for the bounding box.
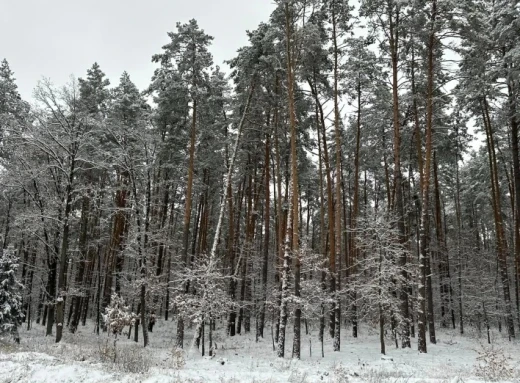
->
(0, 320, 519, 382)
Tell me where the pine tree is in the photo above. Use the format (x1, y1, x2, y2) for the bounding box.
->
(107, 71, 154, 347)
(0, 59, 27, 117)
(68, 62, 111, 335)
(0, 59, 28, 154)
(0, 247, 24, 343)
(152, 19, 214, 349)
(78, 62, 110, 115)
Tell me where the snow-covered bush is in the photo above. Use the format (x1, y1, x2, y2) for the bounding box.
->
(173, 257, 233, 332)
(102, 293, 136, 336)
(115, 344, 152, 374)
(170, 346, 186, 369)
(0, 247, 24, 343)
(474, 344, 514, 381)
(97, 338, 151, 373)
(331, 363, 350, 383)
(299, 244, 331, 322)
(98, 338, 118, 363)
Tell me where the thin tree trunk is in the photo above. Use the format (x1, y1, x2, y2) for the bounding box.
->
(331, 0, 342, 352)
(506, 64, 520, 329)
(315, 99, 327, 356)
(388, 5, 411, 348)
(56, 153, 76, 343)
(308, 76, 336, 342)
(482, 97, 515, 339)
(176, 91, 198, 349)
(283, 2, 301, 359)
(258, 128, 271, 339)
(350, 75, 362, 339)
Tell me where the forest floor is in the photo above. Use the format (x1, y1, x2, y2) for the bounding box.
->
(1, 319, 519, 382)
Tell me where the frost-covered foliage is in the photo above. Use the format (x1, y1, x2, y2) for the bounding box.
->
(351, 212, 416, 336)
(298, 242, 330, 321)
(0, 247, 24, 342)
(474, 344, 515, 381)
(170, 346, 186, 369)
(174, 257, 234, 325)
(102, 293, 137, 335)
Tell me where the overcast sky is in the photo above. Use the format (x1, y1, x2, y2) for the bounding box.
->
(1, 0, 275, 100)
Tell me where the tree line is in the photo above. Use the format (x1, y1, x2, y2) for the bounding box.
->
(0, 0, 519, 358)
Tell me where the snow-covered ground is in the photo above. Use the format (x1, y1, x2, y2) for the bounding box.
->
(1, 320, 519, 382)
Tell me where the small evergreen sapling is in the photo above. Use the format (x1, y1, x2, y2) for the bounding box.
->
(0, 247, 24, 343)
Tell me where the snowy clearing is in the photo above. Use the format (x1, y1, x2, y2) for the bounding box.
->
(1, 320, 519, 382)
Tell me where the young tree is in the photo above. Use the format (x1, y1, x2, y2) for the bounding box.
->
(354, 213, 415, 355)
(0, 247, 24, 343)
(0, 59, 28, 122)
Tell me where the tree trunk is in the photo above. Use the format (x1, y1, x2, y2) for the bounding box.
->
(507, 64, 520, 329)
(331, 0, 342, 352)
(315, 97, 327, 356)
(350, 75, 362, 339)
(433, 153, 453, 329)
(281, 2, 301, 359)
(258, 129, 271, 339)
(56, 154, 76, 343)
(388, 5, 411, 348)
(70, 194, 90, 334)
(308, 75, 337, 342)
(482, 97, 515, 339)
(177, 93, 197, 349)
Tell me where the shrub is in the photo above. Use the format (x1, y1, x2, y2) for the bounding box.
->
(115, 344, 152, 374)
(474, 344, 514, 381)
(171, 347, 186, 369)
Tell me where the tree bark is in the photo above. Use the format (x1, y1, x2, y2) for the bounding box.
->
(283, 2, 301, 359)
(482, 97, 515, 339)
(56, 152, 76, 343)
(388, 4, 411, 348)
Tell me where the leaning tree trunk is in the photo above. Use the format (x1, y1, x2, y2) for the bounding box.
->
(186, 76, 256, 353)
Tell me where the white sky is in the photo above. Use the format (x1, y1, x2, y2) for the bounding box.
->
(1, 0, 275, 100)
